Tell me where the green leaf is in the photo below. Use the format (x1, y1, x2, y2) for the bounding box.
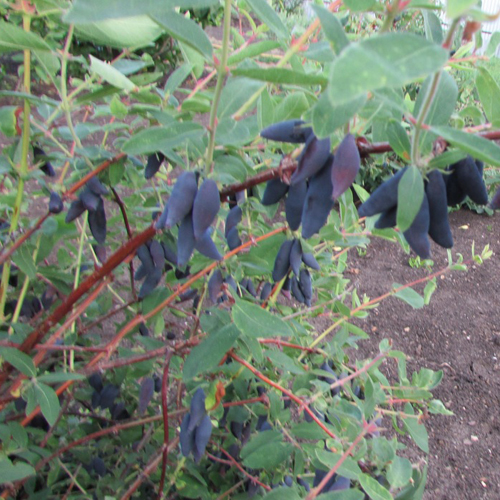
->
(0, 459, 36, 483)
(64, 0, 218, 23)
(218, 77, 263, 118)
(122, 123, 204, 155)
(262, 489, 302, 500)
(258, 89, 275, 130)
(432, 126, 500, 166)
(0, 348, 36, 378)
(228, 40, 281, 66)
(402, 403, 429, 453)
(0, 106, 17, 138)
(359, 473, 392, 500)
(312, 93, 366, 138)
(264, 349, 304, 375)
(312, 5, 349, 55)
(446, 0, 477, 19)
(486, 32, 500, 57)
(90, 55, 136, 91)
(232, 300, 293, 338)
(232, 68, 327, 86)
(413, 72, 458, 153)
(422, 10, 443, 44)
(393, 283, 425, 309)
(386, 121, 411, 162)
(242, 441, 293, 469)
(164, 63, 194, 93)
(387, 457, 413, 488)
(395, 465, 428, 500)
(396, 166, 424, 232)
(241, 430, 283, 458)
(0, 21, 52, 53)
(183, 324, 241, 380)
(328, 33, 448, 105)
(476, 67, 500, 127)
(344, 0, 378, 11)
(153, 11, 213, 60)
(246, 0, 288, 39)
(76, 17, 164, 49)
(315, 449, 362, 480)
(423, 278, 437, 305)
(428, 399, 454, 415)
(36, 372, 86, 383)
(274, 92, 309, 122)
(34, 382, 60, 427)
(317, 492, 365, 500)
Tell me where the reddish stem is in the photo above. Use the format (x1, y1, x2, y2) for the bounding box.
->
(217, 445, 271, 491)
(229, 352, 339, 444)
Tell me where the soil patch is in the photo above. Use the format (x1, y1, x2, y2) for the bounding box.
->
(349, 208, 500, 500)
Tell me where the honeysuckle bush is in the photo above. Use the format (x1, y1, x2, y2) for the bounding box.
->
(0, 0, 499, 498)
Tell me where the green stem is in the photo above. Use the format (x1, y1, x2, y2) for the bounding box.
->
(205, 0, 232, 173)
(411, 18, 460, 168)
(380, 0, 400, 33)
(8, 236, 42, 334)
(0, 14, 32, 321)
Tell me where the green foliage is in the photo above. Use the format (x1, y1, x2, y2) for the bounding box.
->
(0, 0, 497, 498)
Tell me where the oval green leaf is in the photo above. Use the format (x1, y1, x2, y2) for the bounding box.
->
(232, 299, 293, 338)
(396, 166, 424, 232)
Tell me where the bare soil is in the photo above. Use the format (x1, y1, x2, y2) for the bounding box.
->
(349, 208, 500, 500)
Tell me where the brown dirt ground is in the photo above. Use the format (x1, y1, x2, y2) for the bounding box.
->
(349, 208, 500, 500)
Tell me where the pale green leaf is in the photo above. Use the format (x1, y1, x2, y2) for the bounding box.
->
(0, 348, 36, 378)
(36, 372, 87, 383)
(64, 0, 218, 23)
(313, 93, 366, 138)
(413, 72, 458, 154)
(387, 457, 413, 488)
(344, 0, 378, 11)
(183, 324, 241, 380)
(228, 40, 281, 66)
(386, 121, 411, 162)
(232, 67, 327, 86)
(0, 21, 52, 53)
(397, 166, 424, 232)
(393, 283, 425, 309)
(34, 382, 60, 426)
(246, 0, 288, 39)
(432, 126, 500, 166)
(402, 403, 429, 453)
(476, 67, 500, 127)
(359, 473, 392, 500)
(90, 55, 136, 91)
(153, 11, 212, 60)
(312, 5, 349, 55)
(232, 300, 293, 338)
(329, 33, 448, 105)
(76, 17, 164, 49)
(0, 107, 17, 137)
(446, 0, 478, 19)
(122, 123, 204, 155)
(0, 459, 36, 483)
(422, 10, 443, 44)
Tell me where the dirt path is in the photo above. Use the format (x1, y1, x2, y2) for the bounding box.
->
(350, 209, 500, 500)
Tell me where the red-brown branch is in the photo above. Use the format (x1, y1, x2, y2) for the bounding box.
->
(229, 352, 339, 444)
(0, 225, 156, 391)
